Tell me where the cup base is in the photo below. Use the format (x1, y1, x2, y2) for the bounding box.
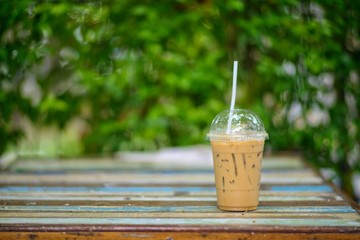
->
(217, 205, 257, 212)
(215, 188, 259, 212)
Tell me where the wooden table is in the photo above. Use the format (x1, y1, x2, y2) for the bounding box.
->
(0, 148, 359, 239)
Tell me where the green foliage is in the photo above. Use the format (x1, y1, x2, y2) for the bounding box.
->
(1, 0, 360, 198)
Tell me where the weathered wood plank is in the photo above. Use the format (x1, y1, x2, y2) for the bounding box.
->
(0, 184, 333, 193)
(0, 170, 323, 185)
(0, 194, 343, 202)
(1, 231, 360, 240)
(0, 200, 349, 208)
(0, 188, 342, 197)
(1, 211, 359, 220)
(9, 155, 305, 173)
(0, 205, 356, 214)
(1, 205, 358, 221)
(0, 217, 359, 227)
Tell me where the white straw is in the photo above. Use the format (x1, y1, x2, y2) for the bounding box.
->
(227, 60, 238, 133)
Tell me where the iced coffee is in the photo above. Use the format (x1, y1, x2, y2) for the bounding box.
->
(211, 140, 264, 211)
(207, 109, 268, 211)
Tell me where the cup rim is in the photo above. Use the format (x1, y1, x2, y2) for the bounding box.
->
(206, 132, 269, 141)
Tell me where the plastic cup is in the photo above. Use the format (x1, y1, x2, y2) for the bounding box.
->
(207, 108, 269, 211)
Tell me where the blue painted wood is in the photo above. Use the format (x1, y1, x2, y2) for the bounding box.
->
(270, 185, 333, 192)
(0, 185, 333, 193)
(0, 205, 357, 213)
(0, 186, 213, 193)
(0, 217, 359, 227)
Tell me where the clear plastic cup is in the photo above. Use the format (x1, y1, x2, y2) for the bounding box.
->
(207, 109, 269, 211)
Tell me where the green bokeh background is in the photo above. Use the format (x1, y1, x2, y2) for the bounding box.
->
(1, 0, 359, 200)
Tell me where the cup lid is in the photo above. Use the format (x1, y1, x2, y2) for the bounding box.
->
(207, 108, 269, 141)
